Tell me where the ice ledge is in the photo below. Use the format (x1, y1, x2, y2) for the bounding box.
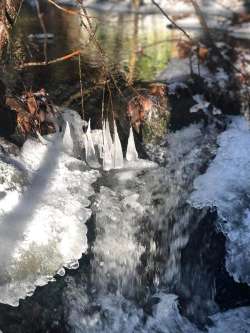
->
(189, 116, 250, 285)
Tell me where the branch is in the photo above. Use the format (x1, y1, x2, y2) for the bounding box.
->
(151, 0, 193, 42)
(47, 0, 96, 18)
(17, 50, 81, 69)
(189, 0, 214, 47)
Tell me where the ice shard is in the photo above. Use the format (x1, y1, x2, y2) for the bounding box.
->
(85, 120, 100, 168)
(105, 119, 113, 158)
(126, 126, 138, 161)
(112, 121, 124, 169)
(62, 121, 74, 155)
(102, 120, 113, 171)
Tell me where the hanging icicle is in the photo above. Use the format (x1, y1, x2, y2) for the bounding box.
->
(112, 121, 124, 169)
(85, 120, 100, 168)
(62, 121, 74, 155)
(105, 119, 113, 158)
(126, 126, 138, 161)
(102, 119, 113, 171)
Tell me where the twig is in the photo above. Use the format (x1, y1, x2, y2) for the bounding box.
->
(151, 0, 193, 42)
(35, 0, 48, 63)
(47, 0, 97, 18)
(189, 0, 214, 47)
(18, 50, 81, 69)
(78, 54, 84, 119)
(47, 0, 78, 15)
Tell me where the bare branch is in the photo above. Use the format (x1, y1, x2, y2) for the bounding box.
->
(151, 0, 193, 42)
(18, 50, 81, 69)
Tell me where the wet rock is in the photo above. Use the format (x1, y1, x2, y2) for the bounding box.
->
(0, 137, 20, 156)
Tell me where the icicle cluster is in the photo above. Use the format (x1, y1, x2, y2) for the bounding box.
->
(84, 119, 138, 171)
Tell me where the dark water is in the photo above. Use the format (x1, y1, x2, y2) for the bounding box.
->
(11, 1, 173, 100)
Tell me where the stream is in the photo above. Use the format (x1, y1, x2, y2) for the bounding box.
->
(1, 1, 250, 332)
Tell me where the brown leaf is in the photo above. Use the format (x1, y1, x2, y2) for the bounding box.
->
(27, 93, 38, 115)
(198, 47, 209, 62)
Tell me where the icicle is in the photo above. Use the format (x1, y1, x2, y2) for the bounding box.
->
(85, 120, 100, 168)
(105, 119, 113, 158)
(112, 121, 123, 169)
(126, 126, 138, 161)
(102, 120, 113, 171)
(62, 121, 74, 155)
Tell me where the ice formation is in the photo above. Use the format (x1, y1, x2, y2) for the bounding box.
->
(126, 126, 138, 162)
(190, 116, 250, 284)
(102, 120, 113, 171)
(0, 122, 99, 306)
(62, 121, 74, 155)
(101, 120, 139, 170)
(112, 121, 123, 169)
(85, 120, 100, 168)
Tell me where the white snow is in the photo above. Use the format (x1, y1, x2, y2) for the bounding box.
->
(229, 23, 250, 40)
(0, 119, 99, 306)
(190, 116, 250, 284)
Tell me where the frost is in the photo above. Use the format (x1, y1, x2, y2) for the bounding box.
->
(190, 116, 250, 284)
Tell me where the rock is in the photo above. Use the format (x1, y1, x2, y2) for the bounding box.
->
(0, 137, 20, 156)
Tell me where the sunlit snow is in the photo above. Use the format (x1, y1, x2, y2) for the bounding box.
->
(0, 123, 99, 306)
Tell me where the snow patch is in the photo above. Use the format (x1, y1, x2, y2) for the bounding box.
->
(0, 128, 99, 306)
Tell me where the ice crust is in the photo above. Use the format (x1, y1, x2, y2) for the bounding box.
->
(190, 116, 250, 284)
(0, 124, 99, 306)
